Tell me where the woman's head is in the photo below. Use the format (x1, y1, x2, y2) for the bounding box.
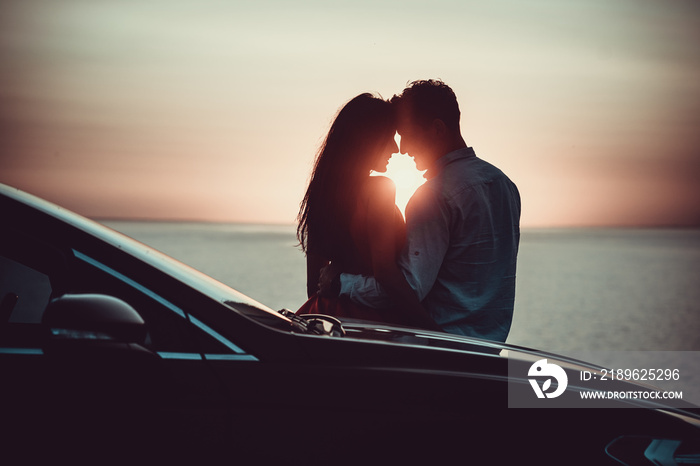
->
(321, 93, 397, 173)
(297, 93, 397, 255)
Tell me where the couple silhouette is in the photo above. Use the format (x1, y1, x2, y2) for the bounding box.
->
(296, 79, 521, 342)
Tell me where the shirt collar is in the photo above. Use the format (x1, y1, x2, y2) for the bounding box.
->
(424, 147, 475, 179)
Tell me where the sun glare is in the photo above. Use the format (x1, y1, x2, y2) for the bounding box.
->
(372, 134, 426, 216)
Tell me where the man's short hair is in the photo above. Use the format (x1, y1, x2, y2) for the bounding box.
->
(391, 79, 461, 131)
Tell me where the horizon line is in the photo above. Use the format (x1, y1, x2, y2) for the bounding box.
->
(92, 216, 700, 230)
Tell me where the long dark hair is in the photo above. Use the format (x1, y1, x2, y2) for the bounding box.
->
(297, 93, 395, 261)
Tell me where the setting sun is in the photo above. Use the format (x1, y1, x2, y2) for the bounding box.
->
(373, 134, 426, 217)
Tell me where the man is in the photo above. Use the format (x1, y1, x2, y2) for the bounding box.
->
(327, 79, 521, 342)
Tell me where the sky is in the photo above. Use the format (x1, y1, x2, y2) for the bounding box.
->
(1, 0, 699, 227)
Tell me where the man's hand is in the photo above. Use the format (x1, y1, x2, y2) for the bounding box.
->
(317, 262, 341, 297)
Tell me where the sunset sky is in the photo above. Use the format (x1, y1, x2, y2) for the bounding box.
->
(1, 0, 699, 227)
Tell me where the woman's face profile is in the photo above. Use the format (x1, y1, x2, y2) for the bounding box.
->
(370, 133, 399, 173)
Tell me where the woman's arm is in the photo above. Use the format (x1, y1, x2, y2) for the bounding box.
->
(366, 178, 440, 330)
(306, 252, 329, 298)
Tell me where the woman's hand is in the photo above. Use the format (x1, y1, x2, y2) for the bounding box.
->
(317, 262, 342, 297)
(306, 253, 329, 298)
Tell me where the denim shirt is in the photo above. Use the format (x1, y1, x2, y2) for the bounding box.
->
(339, 147, 521, 342)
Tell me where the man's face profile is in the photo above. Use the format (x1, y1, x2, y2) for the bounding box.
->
(396, 109, 432, 170)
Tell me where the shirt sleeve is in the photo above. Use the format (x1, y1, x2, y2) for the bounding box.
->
(399, 185, 450, 301)
(338, 273, 393, 308)
(338, 184, 449, 307)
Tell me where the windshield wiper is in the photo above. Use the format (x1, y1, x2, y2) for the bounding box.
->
(278, 309, 345, 337)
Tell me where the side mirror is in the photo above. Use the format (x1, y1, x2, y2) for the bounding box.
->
(43, 294, 147, 344)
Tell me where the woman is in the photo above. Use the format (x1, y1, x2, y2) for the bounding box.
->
(296, 93, 435, 329)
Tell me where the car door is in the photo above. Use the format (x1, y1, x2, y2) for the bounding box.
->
(0, 224, 248, 458)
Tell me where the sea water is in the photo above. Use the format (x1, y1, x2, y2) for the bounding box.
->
(103, 221, 700, 356)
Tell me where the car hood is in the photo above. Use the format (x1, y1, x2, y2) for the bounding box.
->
(325, 320, 699, 418)
(337, 318, 583, 367)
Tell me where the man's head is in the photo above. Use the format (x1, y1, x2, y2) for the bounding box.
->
(390, 79, 465, 170)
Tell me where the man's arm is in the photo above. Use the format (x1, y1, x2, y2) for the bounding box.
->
(396, 186, 450, 302)
(337, 272, 393, 307)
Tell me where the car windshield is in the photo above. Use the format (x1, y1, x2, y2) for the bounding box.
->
(92, 224, 295, 327)
(3, 184, 293, 328)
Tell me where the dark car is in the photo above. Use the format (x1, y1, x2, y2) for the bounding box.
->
(1, 183, 698, 465)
